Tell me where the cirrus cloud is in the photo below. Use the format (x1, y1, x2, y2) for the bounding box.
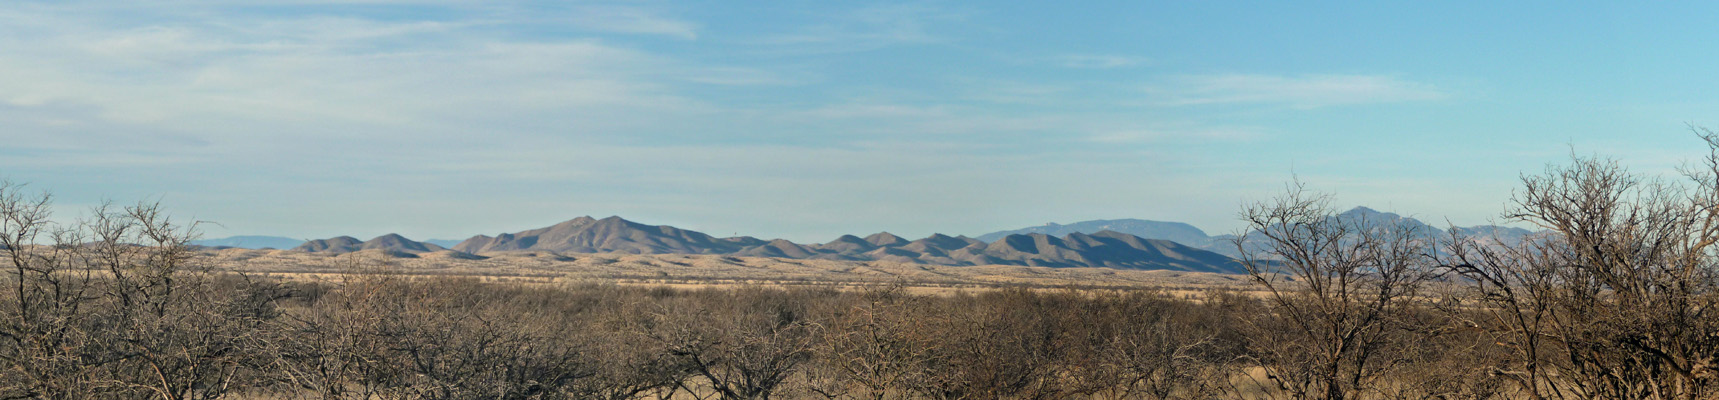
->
(1056, 54, 1148, 69)
(1152, 74, 1447, 109)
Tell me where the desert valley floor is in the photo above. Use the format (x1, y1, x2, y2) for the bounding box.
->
(204, 248, 1262, 295)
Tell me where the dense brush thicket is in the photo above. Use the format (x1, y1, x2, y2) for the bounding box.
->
(4, 133, 1719, 400)
(0, 266, 1485, 400)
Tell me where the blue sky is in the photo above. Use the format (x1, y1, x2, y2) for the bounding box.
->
(2, 1, 1715, 243)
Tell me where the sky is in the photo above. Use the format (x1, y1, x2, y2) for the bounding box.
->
(3, 1, 1717, 243)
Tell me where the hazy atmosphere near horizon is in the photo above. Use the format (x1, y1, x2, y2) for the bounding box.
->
(4, 1, 1717, 242)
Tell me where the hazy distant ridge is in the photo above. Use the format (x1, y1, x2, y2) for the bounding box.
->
(452, 216, 742, 254)
(428, 216, 1246, 273)
(252, 207, 1530, 274)
(190, 235, 305, 250)
(973, 207, 1541, 258)
(292, 234, 448, 256)
(975, 219, 1214, 247)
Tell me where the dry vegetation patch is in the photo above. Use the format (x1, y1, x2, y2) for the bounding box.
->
(200, 248, 1264, 295)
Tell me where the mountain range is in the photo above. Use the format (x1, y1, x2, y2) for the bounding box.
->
(200, 206, 1535, 275)
(969, 207, 1539, 258)
(190, 235, 305, 250)
(975, 219, 1216, 249)
(294, 234, 449, 254)
(277, 216, 1248, 273)
(192, 235, 463, 250)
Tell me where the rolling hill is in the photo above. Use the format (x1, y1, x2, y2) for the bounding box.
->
(191, 235, 305, 250)
(974, 207, 1543, 258)
(293, 234, 450, 256)
(438, 216, 1246, 273)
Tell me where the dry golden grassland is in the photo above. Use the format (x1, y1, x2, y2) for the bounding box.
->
(202, 247, 1265, 296)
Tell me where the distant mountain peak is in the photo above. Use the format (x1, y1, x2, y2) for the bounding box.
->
(972, 231, 1242, 272)
(450, 215, 735, 255)
(1339, 206, 1406, 219)
(1346, 206, 1380, 214)
(827, 234, 869, 244)
(293, 234, 447, 254)
(974, 218, 1212, 248)
(277, 215, 1250, 273)
(557, 216, 598, 226)
(190, 235, 306, 250)
(819, 234, 877, 253)
(863, 232, 909, 247)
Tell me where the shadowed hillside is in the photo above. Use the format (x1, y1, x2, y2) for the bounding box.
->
(294, 234, 448, 255)
(418, 216, 1248, 273)
(976, 208, 1543, 258)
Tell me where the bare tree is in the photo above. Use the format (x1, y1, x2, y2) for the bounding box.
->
(0, 182, 289, 400)
(1234, 184, 1440, 400)
(81, 202, 273, 400)
(1070, 291, 1230, 400)
(646, 288, 822, 400)
(900, 290, 1082, 400)
(1445, 131, 1719, 399)
(0, 180, 113, 399)
(812, 287, 939, 400)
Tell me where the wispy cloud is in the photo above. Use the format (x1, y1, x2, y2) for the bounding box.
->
(1055, 54, 1148, 69)
(1086, 126, 1262, 144)
(778, 102, 1072, 139)
(0, 5, 741, 145)
(0, 1, 1498, 242)
(675, 66, 809, 86)
(957, 80, 1072, 104)
(1152, 74, 1447, 108)
(562, 5, 699, 40)
(752, 4, 961, 53)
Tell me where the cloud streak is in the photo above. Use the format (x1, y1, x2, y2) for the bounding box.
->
(0, 4, 761, 147)
(1056, 54, 1148, 69)
(749, 4, 962, 53)
(0, 1, 1502, 242)
(561, 5, 700, 39)
(1153, 74, 1446, 108)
